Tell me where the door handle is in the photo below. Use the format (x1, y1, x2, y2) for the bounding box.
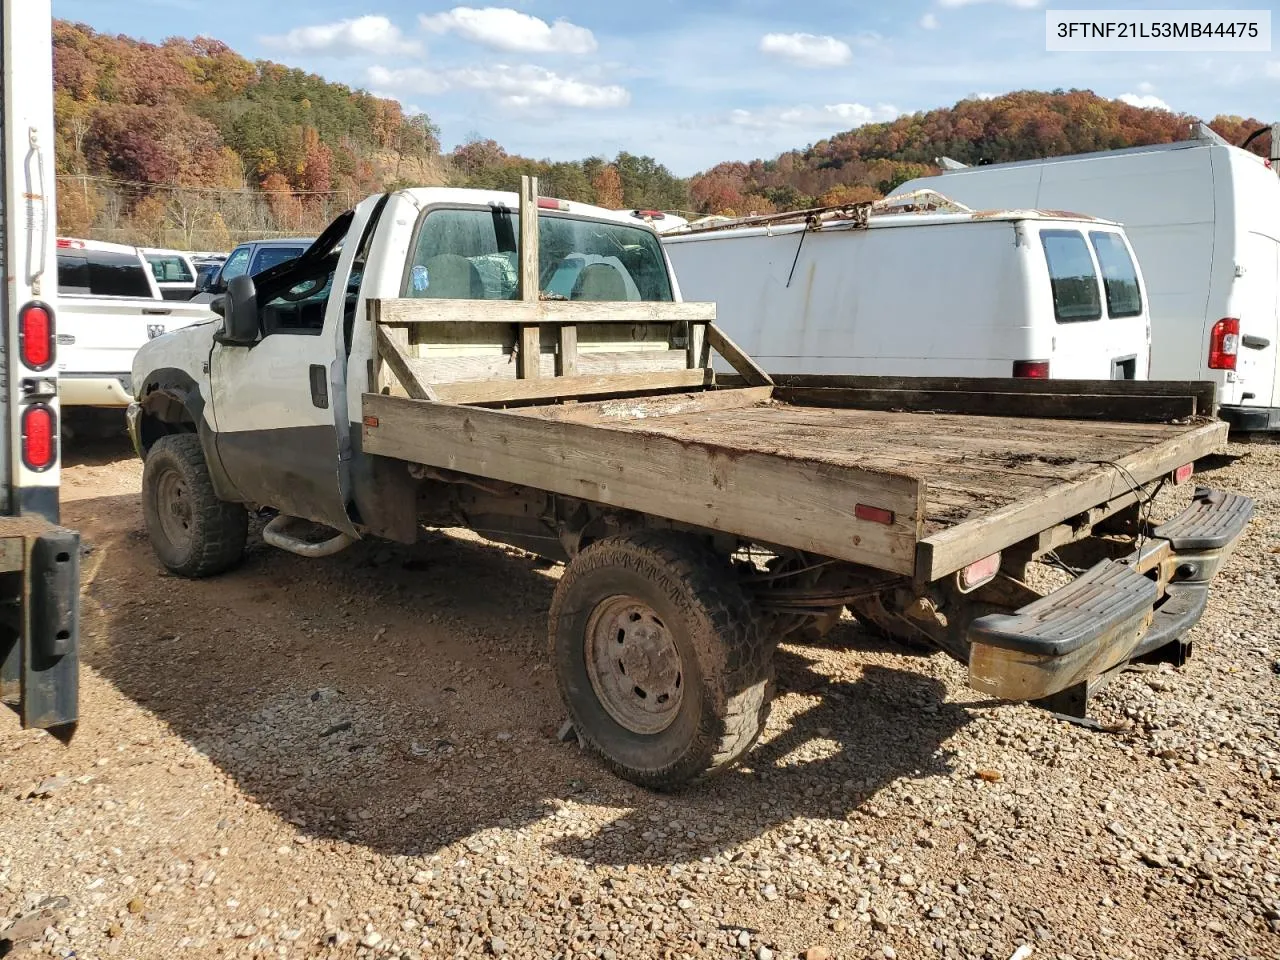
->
(309, 364, 329, 409)
(142, 308, 172, 316)
(1241, 334, 1270, 350)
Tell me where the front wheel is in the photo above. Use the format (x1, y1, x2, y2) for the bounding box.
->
(142, 433, 247, 578)
(549, 531, 773, 790)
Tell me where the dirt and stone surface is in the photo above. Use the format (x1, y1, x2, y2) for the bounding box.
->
(1, 434, 1278, 960)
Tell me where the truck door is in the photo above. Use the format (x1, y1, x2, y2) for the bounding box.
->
(206, 205, 377, 533)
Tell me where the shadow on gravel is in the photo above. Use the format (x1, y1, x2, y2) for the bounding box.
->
(62, 429, 136, 468)
(77, 487, 967, 867)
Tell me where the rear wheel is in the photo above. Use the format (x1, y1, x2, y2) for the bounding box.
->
(142, 433, 247, 578)
(550, 530, 773, 790)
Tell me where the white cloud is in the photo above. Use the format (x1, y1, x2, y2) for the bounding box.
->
(1118, 92, 1172, 111)
(920, 13, 940, 29)
(261, 15, 420, 57)
(938, 0, 1042, 7)
(419, 7, 597, 54)
(369, 63, 628, 109)
(728, 102, 899, 131)
(758, 32, 853, 68)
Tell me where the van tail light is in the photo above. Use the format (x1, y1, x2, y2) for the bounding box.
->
(22, 404, 56, 472)
(536, 197, 570, 211)
(1012, 360, 1050, 379)
(18, 301, 55, 371)
(1208, 317, 1239, 370)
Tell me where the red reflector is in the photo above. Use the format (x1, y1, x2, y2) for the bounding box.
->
(536, 197, 570, 211)
(363, 415, 379, 428)
(1173, 463, 1194, 485)
(22, 404, 56, 471)
(56, 237, 84, 249)
(958, 553, 1001, 592)
(855, 503, 895, 525)
(1208, 317, 1239, 371)
(1012, 360, 1050, 379)
(19, 302, 54, 371)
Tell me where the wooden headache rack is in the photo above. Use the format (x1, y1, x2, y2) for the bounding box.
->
(369, 175, 772, 408)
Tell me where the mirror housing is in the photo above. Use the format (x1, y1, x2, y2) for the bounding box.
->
(215, 275, 260, 346)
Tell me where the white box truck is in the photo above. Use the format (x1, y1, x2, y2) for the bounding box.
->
(898, 129, 1280, 430)
(0, 0, 79, 734)
(663, 206, 1152, 381)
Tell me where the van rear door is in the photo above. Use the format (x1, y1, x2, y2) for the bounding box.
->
(1230, 232, 1280, 411)
(1035, 225, 1148, 379)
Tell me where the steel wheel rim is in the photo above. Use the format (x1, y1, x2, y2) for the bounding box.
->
(584, 595, 685, 735)
(155, 468, 193, 550)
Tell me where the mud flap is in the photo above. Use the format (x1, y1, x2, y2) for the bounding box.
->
(0, 529, 79, 735)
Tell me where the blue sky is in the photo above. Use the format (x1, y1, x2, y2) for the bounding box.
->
(51, 0, 1280, 175)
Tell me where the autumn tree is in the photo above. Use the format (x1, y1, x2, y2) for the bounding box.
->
(591, 165, 623, 208)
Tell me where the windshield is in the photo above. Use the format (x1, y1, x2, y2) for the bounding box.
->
(403, 208, 673, 301)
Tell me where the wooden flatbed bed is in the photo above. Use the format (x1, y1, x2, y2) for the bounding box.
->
(364, 380, 1225, 581)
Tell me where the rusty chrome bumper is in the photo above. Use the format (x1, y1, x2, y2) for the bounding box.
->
(967, 488, 1253, 703)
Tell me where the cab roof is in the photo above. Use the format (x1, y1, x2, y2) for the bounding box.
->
(393, 187, 662, 232)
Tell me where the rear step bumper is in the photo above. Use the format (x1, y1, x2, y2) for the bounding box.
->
(967, 488, 1253, 703)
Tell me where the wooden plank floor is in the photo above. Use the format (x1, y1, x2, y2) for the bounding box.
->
(595, 399, 1190, 534)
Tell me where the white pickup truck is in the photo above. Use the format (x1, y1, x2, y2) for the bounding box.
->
(127, 182, 1251, 789)
(56, 238, 214, 406)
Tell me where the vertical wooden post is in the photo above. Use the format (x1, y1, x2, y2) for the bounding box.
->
(686, 322, 706, 371)
(518, 176, 541, 379)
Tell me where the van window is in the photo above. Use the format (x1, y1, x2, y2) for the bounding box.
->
(1041, 230, 1102, 323)
(145, 254, 194, 283)
(1088, 231, 1142, 318)
(404, 207, 673, 302)
(57, 250, 153, 298)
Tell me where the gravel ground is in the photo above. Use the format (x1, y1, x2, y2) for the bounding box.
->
(1, 434, 1277, 960)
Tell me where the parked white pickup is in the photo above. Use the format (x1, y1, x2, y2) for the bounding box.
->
(56, 238, 216, 406)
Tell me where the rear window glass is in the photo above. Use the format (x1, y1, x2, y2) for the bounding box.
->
(404, 207, 673, 302)
(1041, 230, 1102, 323)
(250, 247, 306, 275)
(146, 254, 194, 283)
(57, 251, 153, 298)
(1089, 231, 1143, 318)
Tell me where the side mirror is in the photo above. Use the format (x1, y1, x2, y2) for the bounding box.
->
(216, 275, 260, 345)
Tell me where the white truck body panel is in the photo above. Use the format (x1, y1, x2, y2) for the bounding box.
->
(57, 239, 215, 406)
(58, 299, 217, 406)
(663, 212, 1151, 380)
(2, 0, 58, 507)
(899, 140, 1280, 426)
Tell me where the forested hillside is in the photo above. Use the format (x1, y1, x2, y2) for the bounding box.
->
(51, 21, 688, 249)
(51, 20, 1272, 248)
(688, 91, 1271, 216)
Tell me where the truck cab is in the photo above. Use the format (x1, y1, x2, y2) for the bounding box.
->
(131, 188, 678, 538)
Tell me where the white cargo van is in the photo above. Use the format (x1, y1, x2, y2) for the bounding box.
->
(898, 132, 1280, 429)
(662, 208, 1151, 380)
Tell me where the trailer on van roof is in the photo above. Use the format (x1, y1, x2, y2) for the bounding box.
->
(663, 201, 1152, 382)
(898, 126, 1280, 430)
